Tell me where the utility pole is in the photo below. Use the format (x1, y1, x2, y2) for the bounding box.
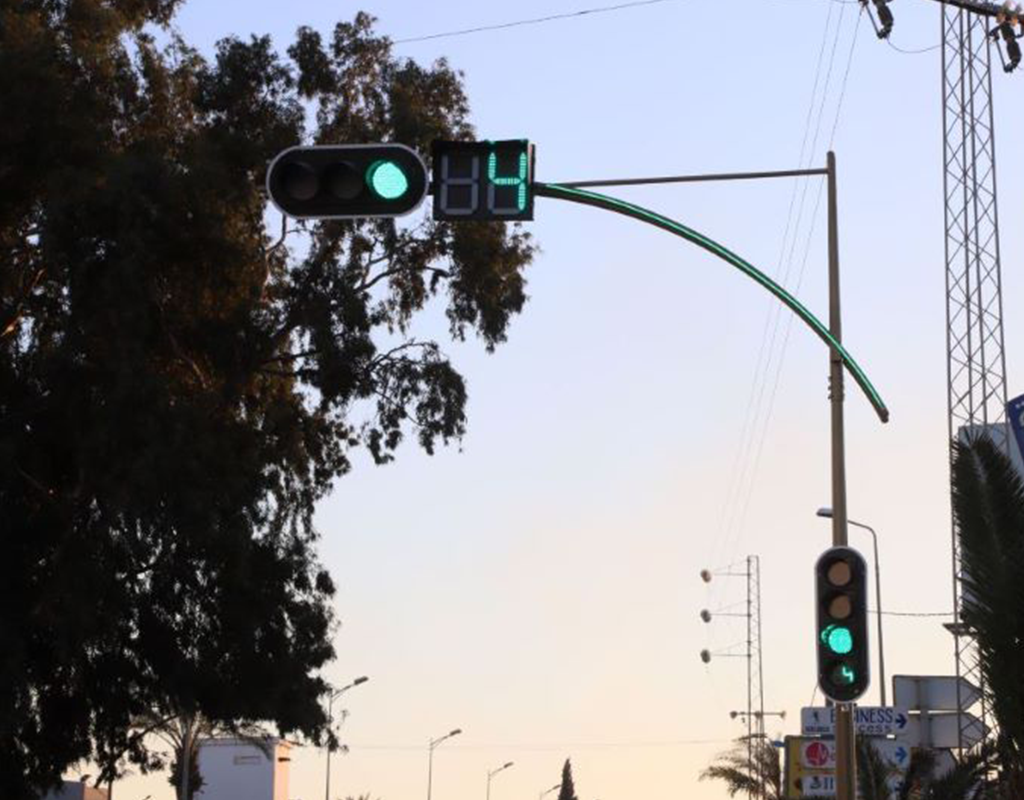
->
(826, 151, 857, 800)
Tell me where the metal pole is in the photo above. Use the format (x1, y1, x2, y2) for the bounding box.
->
(755, 556, 765, 800)
(487, 772, 492, 800)
(827, 151, 857, 800)
(871, 525, 886, 707)
(746, 555, 753, 800)
(851, 521, 886, 706)
(427, 743, 435, 800)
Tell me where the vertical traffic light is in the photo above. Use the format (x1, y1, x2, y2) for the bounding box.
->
(815, 546, 870, 702)
(266, 144, 429, 219)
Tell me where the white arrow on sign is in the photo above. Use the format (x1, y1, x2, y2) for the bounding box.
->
(800, 738, 910, 771)
(801, 706, 910, 736)
(898, 711, 986, 749)
(893, 675, 981, 712)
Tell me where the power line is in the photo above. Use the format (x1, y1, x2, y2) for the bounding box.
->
(887, 38, 942, 54)
(348, 738, 733, 751)
(393, 0, 681, 44)
(874, 609, 955, 617)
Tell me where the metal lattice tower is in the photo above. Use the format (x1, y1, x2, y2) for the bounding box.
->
(940, 1, 1011, 752)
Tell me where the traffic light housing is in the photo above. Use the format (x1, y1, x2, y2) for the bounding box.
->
(815, 546, 870, 702)
(266, 144, 428, 219)
(432, 139, 535, 221)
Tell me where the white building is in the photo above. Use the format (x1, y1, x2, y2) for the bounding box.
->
(195, 738, 291, 800)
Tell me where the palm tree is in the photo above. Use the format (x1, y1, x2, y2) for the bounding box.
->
(700, 735, 782, 799)
(857, 735, 897, 800)
(951, 435, 1024, 796)
(893, 741, 997, 800)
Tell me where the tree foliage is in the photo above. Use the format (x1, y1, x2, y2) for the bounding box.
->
(0, 1, 534, 795)
(952, 435, 1024, 796)
(699, 736, 782, 800)
(557, 759, 579, 800)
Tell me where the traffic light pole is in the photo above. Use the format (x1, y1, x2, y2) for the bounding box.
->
(826, 151, 857, 800)
(539, 153, 871, 799)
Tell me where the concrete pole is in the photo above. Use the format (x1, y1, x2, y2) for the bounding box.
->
(827, 150, 857, 800)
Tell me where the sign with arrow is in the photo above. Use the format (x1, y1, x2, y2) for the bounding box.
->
(893, 675, 981, 712)
(897, 711, 987, 749)
(799, 738, 910, 771)
(801, 706, 910, 736)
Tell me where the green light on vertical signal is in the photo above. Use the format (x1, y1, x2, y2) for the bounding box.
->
(821, 624, 853, 655)
(834, 664, 856, 686)
(367, 160, 409, 200)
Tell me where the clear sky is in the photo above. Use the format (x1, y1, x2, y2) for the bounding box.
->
(93, 1, 1024, 799)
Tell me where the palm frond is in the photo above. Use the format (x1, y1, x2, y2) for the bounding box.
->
(951, 436, 1024, 780)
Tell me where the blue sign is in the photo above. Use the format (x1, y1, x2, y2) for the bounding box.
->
(1009, 394, 1024, 464)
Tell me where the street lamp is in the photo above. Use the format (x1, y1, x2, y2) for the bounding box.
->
(486, 761, 514, 800)
(426, 728, 462, 800)
(324, 676, 369, 800)
(817, 507, 887, 705)
(539, 783, 561, 800)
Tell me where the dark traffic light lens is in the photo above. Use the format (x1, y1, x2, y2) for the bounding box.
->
(326, 162, 363, 200)
(827, 560, 852, 587)
(828, 595, 852, 619)
(281, 161, 319, 201)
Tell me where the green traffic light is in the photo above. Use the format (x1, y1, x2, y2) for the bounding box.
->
(821, 624, 853, 655)
(831, 663, 857, 686)
(367, 160, 409, 200)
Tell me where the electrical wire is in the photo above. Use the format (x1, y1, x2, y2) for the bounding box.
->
(348, 738, 733, 751)
(873, 609, 955, 617)
(887, 38, 942, 54)
(393, 0, 681, 44)
(711, 1, 851, 590)
(730, 10, 865, 554)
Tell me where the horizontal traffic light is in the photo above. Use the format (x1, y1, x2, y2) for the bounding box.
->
(266, 144, 428, 219)
(815, 546, 869, 702)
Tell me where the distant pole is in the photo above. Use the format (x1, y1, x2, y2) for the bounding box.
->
(324, 676, 369, 800)
(827, 150, 857, 800)
(426, 728, 462, 800)
(486, 761, 514, 800)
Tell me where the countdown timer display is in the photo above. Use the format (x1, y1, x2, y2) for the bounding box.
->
(432, 140, 535, 221)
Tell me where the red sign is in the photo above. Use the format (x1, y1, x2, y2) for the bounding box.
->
(804, 741, 832, 768)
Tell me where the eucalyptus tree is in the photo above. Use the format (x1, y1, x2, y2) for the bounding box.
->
(0, 2, 533, 795)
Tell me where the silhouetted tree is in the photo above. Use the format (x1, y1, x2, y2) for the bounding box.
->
(0, 2, 533, 796)
(557, 759, 579, 800)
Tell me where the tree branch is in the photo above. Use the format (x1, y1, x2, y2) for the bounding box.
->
(0, 267, 45, 340)
(358, 264, 450, 293)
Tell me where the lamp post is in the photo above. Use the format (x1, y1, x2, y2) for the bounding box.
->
(426, 728, 462, 800)
(486, 761, 514, 800)
(324, 676, 369, 800)
(817, 507, 886, 706)
(539, 783, 561, 800)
